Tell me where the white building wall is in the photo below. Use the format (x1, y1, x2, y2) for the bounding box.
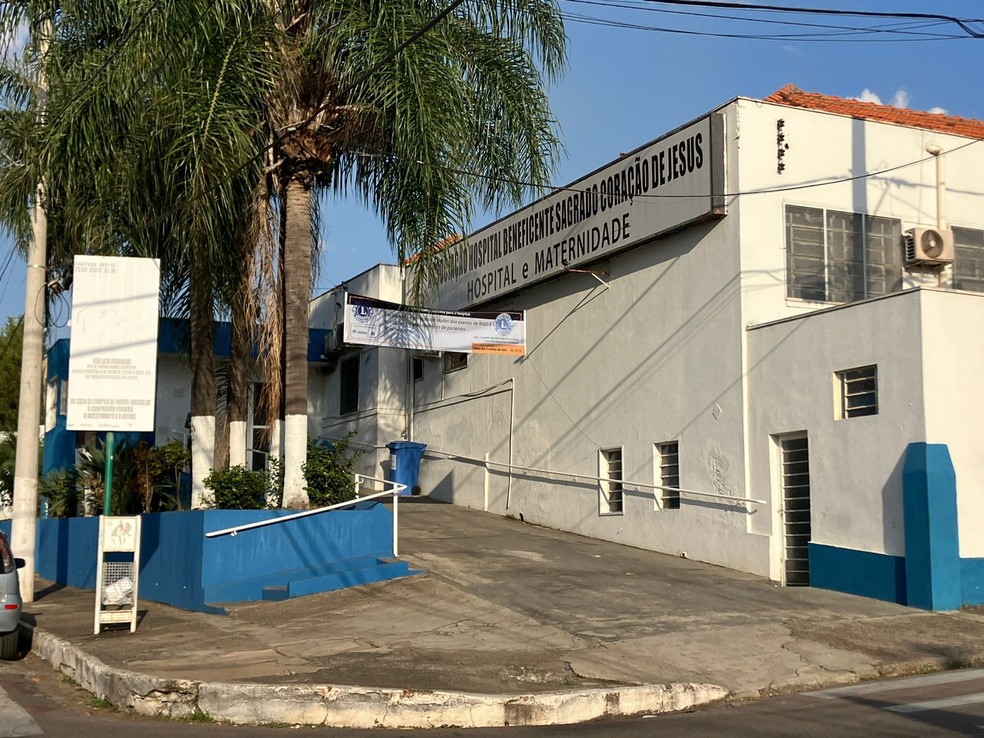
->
(733, 98, 984, 328)
(746, 291, 927, 567)
(314, 97, 984, 584)
(311, 264, 409, 482)
(920, 288, 984, 558)
(155, 355, 192, 445)
(414, 131, 772, 576)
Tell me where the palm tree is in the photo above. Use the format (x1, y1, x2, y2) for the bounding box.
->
(0, 1, 274, 507)
(265, 0, 566, 507)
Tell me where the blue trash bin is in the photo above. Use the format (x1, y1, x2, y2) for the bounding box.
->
(386, 441, 427, 495)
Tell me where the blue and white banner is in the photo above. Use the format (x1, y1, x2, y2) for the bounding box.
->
(343, 294, 526, 356)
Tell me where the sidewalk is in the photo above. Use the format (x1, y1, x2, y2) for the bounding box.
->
(20, 498, 984, 728)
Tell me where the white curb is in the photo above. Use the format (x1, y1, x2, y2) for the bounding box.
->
(30, 628, 730, 728)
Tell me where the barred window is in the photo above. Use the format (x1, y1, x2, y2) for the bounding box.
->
(953, 227, 984, 293)
(786, 206, 902, 303)
(837, 365, 878, 419)
(599, 447, 623, 515)
(656, 441, 680, 510)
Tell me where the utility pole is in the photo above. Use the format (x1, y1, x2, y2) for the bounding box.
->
(11, 19, 51, 604)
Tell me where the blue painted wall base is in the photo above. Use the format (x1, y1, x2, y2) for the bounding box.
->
(809, 543, 906, 605)
(1, 503, 411, 613)
(809, 442, 975, 611)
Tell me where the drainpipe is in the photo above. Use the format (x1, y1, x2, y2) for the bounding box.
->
(926, 143, 947, 287)
(402, 268, 414, 441)
(926, 143, 946, 230)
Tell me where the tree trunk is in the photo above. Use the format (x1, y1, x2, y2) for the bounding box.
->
(281, 175, 312, 508)
(189, 273, 216, 508)
(228, 276, 250, 469)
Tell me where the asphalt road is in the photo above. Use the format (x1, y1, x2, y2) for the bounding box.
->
(3, 654, 984, 737)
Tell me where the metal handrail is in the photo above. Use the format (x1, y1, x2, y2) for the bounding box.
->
(422, 449, 767, 507)
(355, 474, 407, 556)
(205, 480, 406, 557)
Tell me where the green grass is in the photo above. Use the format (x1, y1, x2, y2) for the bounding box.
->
(185, 709, 216, 723)
(89, 696, 115, 710)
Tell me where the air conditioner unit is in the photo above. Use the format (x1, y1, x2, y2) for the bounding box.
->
(414, 350, 442, 360)
(319, 325, 345, 358)
(904, 227, 954, 267)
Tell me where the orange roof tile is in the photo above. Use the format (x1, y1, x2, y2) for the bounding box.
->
(764, 83, 984, 140)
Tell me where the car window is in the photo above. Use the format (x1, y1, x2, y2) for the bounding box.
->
(0, 534, 14, 574)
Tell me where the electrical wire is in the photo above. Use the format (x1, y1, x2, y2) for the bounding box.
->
(562, 12, 966, 42)
(0, 314, 22, 364)
(352, 135, 982, 204)
(631, 0, 984, 38)
(562, 0, 966, 41)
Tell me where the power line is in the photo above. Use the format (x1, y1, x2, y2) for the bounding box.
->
(0, 314, 23, 364)
(562, 11, 964, 42)
(353, 136, 982, 202)
(562, 0, 965, 41)
(632, 0, 983, 38)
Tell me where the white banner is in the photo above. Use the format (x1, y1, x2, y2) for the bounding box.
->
(343, 294, 525, 356)
(67, 256, 161, 431)
(427, 114, 725, 309)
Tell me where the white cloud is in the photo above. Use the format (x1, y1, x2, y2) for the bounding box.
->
(927, 107, 948, 115)
(780, 45, 804, 58)
(855, 89, 882, 105)
(889, 90, 910, 109)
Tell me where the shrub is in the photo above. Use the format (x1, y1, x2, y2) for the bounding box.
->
(203, 465, 269, 510)
(303, 433, 364, 508)
(40, 468, 80, 517)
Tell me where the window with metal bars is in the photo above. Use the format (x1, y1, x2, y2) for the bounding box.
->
(599, 447, 623, 515)
(656, 441, 680, 510)
(837, 365, 877, 419)
(953, 226, 984, 293)
(339, 354, 360, 415)
(785, 205, 902, 303)
(443, 352, 468, 373)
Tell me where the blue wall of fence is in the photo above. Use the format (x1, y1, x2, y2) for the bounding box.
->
(200, 504, 392, 591)
(810, 443, 979, 610)
(2, 503, 393, 612)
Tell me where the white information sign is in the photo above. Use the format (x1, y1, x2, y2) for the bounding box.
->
(94, 515, 142, 634)
(427, 114, 725, 309)
(67, 256, 161, 431)
(343, 293, 526, 355)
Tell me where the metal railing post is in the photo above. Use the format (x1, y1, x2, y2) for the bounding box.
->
(393, 491, 399, 557)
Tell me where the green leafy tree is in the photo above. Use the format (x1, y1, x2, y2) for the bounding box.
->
(39, 468, 79, 517)
(269, 0, 566, 507)
(0, 317, 23, 433)
(0, 432, 16, 507)
(203, 465, 269, 510)
(0, 2, 566, 515)
(303, 433, 364, 508)
(0, 3, 272, 507)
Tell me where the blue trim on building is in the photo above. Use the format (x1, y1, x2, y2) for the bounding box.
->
(41, 319, 333, 481)
(813, 443, 979, 611)
(902, 443, 961, 611)
(41, 341, 74, 478)
(809, 543, 906, 605)
(961, 558, 984, 607)
(156, 316, 330, 362)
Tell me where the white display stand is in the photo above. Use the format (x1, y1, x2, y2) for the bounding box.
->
(94, 515, 142, 634)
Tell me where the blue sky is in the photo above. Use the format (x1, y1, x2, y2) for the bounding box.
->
(2, 0, 982, 322)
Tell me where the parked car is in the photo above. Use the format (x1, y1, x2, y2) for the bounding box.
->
(0, 531, 23, 659)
